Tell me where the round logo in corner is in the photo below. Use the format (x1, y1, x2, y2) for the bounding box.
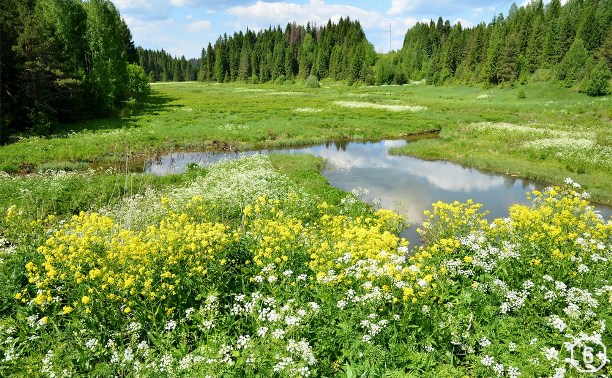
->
(567, 335, 607, 374)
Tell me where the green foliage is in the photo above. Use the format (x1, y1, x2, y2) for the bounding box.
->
(557, 39, 590, 86)
(516, 88, 526, 99)
(274, 74, 286, 85)
(584, 59, 611, 96)
(304, 75, 320, 88)
(84, 0, 129, 113)
(394, 0, 610, 86)
(126, 64, 151, 100)
(0, 0, 144, 138)
(197, 18, 375, 85)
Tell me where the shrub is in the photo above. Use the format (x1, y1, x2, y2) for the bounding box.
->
(584, 60, 611, 96)
(516, 88, 526, 99)
(274, 75, 286, 85)
(304, 75, 320, 88)
(126, 64, 151, 100)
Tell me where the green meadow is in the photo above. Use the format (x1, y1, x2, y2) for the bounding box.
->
(1, 82, 611, 377)
(1, 81, 611, 203)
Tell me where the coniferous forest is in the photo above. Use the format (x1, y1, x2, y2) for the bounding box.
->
(1, 0, 611, 141)
(381, 0, 611, 89)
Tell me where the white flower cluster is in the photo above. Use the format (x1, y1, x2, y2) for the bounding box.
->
(334, 100, 427, 112)
(360, 314, 389, 343)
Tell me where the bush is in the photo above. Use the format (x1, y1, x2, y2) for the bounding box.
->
(516, 88, 526, 99)
(126, 64, 150, 100)
(274, 75, 286, 85)
(584, 60, 611, 96)
(304, 75, 320, 88)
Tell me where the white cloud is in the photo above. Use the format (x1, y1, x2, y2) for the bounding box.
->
(452, 17, 472, 27)
(114, 0, 172, 20)
(227, 0, 382, 29)
(170, 0, 199, 6)
(186, 20, 212, 32)
(388, 0, 422, 16)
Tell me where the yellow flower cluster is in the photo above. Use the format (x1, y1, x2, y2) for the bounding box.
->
(414, 184, 612, 295)
(22, 197, 238, 318)
(308, 210, 407, 282)
(243, 195, 305, 267)
(419, 199, 487, 243)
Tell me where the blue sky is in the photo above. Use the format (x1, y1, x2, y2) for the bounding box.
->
(113, 0, 524, 59)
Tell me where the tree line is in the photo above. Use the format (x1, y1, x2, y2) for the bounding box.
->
(136, 18, 376, 85)
(377, 0, 611, 92)
(136, 48, 201, 82)
(0, 0, 149, 141)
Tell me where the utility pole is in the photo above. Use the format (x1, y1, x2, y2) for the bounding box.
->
(388, 22, 392, 52)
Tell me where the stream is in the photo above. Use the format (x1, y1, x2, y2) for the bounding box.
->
(145, 139, 612, 246)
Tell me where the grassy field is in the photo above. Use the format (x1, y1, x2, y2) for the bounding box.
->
(1, 80, 610, 201)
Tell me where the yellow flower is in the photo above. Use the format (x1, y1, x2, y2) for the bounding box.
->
(81, 295, 91, 304)
(123, 306, 131, 314)
(62, 306, 73, 315)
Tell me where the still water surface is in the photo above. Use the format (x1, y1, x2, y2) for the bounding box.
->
(145, 140, 612, 245)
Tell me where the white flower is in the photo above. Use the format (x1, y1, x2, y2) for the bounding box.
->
(337, 300, 347, 309)
(508, 342, 517, 352)
(85, 338, 98, 351)
(257, 327, 268, 337)
(542, 347, 559, 361)
(548, 315, 567, 333)
(493, 363, 504, 375)
(522, 280, 534, 290)
(481, 355, 495, 366)
(577, 264, 590, 273)
(185, 307, 195, 317)
(297, 274, 308, 281)
(165, 320, 177, 331)
(552, 367, 566, 378)
(128, 322, 142, 333)
(237, 335, 251, 349)
(123, 347, 134, 363)
(309, 302, 320, 312)
(283, 270, 293, 277)
(202, 320, 215, 330)
(267, 275, 277, 283)
(272, 329, 285, 339)
(480, 337, 491, 348)
(507, 366, 521, 378)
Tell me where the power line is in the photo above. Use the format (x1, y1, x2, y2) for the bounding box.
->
(471, 0, 517, 25)
(450, 0, 488, 23)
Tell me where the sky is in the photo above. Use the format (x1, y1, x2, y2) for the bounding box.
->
(113, 0, 526, 59)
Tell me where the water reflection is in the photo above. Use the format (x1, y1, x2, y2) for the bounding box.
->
(145, 140, 612, 245)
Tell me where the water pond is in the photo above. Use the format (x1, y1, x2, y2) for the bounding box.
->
(145, 139, 612, 245)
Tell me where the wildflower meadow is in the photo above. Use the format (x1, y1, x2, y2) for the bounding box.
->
(0, 155, 610, 377)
